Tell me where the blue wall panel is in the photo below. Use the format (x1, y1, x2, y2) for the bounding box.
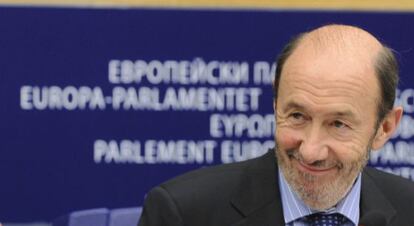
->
(0, 7, 413, 221)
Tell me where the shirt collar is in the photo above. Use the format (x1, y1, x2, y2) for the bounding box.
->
(278, 167, 361, 225)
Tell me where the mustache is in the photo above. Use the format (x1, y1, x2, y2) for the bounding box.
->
(285, 148, 344, 169)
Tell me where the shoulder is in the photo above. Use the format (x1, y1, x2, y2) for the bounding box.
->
(363, 167, 414, 205)
(159, 149, 275, 201)
(140, 149, 276, 225)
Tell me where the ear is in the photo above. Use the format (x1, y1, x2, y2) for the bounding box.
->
(372, 106, 403, 150)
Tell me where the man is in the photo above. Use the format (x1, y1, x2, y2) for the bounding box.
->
(138, 24, 414, 226)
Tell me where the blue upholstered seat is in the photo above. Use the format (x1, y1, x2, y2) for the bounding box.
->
(52, 208, 109, 226)
(108, 207, 142, 226)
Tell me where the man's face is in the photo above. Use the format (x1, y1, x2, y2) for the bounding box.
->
(275, 42, 381, 210)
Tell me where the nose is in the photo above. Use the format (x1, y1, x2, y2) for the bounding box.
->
(298, 125, 329, 164)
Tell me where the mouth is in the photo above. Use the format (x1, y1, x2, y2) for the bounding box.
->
(284, 149, 340, 176)
(294, 159, 337, 176)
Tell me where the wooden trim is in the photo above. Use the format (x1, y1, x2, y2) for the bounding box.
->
(0, 0, 413, 11)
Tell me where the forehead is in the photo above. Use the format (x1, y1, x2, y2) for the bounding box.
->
(278, 40, 381, 117)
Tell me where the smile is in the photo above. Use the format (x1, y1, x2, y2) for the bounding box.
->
(295, 159, 337, 175)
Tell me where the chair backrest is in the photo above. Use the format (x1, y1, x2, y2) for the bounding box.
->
(107, 207, 142, 226)
(52, 208, 109, 226)
(3, 223, 51, 226)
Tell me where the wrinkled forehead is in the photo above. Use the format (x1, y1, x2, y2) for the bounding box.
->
(283, 25, 383, 87)
(300, 25, 382, 57)
(279, 25, 383, 108)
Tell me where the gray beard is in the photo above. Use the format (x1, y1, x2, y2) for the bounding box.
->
(276, 144, 370, 211)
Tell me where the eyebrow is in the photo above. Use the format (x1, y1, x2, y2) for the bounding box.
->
(283, 100, 358, 120)
(283, 101, 306, 112)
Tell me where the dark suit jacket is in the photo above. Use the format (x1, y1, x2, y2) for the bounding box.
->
(138, 149, 414, 226)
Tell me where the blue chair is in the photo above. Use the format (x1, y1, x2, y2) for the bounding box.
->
(52, 208, 109, 226)
(108, 207, 142, 226)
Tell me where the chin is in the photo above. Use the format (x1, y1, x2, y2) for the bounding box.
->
(277, 154, 355, 211)
(297, 177, 349, 210)
(275, 139, 371, 210)
(289, 167, 349, 210)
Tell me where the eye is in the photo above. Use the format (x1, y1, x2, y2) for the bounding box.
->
(288, 112, 307, 125)
(291, 112, 304, 119)
(332, 120, 347, 129)
(329, 120, 353, 139)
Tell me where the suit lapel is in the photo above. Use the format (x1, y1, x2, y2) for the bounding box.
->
(230, 150, 285, 226)
(228, 153, 399, 226)
(360, 169, 396, 225)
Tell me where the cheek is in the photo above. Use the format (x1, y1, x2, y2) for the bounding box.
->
(276, 127, 302, 149)
(342, 141, 368, 159)
(328, 137, 369, 163)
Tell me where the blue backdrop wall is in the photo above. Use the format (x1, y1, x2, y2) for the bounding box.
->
(0, 6, 413, 222)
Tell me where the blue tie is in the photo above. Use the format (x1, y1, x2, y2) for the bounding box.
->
(306, 213, 347, 226)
